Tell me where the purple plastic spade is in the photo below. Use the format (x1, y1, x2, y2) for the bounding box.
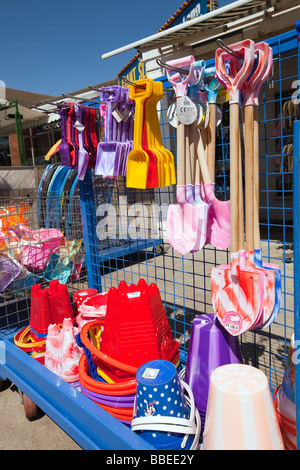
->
(96, 86, 132, 176)
(57, 105, 71, 166)
(74, 102, 89, 180)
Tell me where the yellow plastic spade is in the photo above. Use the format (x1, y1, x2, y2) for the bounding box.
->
(144, 79, 163, 187)
(126, 79, 153, 189)
(45, 140, 61, 161)
(145, 80, 176, 187)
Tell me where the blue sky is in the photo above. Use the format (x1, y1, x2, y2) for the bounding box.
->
(1, 0, 234, 97)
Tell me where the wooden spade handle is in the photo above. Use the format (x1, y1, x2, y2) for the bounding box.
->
(185, 124, 192, 186)
(230, 102, 240, 254)
(207, 103, 217, 184)
(238, 125, 244, 252)
(177, 120, 185, 186)
(244, 104, 254, 252)
(194, 130, 201, 186)
(253, 105, 261, 250)
(189, 122, 196, 185)
(196, 128, 212, 186)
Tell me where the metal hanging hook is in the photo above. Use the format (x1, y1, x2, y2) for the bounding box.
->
(44, 99, 97, 112)
(30, 105, 54, 114)
(216, 38, 243, 59)
(45, 99, 69, 108)
(61, 92, 100, 104)
(156, 58, 189, 76)
(88, 85, 102, 92)
(122, 77, 146, 89)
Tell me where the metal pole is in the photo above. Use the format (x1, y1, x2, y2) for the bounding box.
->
(13, 101, 26, 165)
(293, 119, 300, 450)
(78, 168, 103, 292)
(29, 127, 35, 166)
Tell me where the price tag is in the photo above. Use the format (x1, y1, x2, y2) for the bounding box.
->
(127, 291, 141, 299)
(112, 108, 124, 123)
(142, 368, 160, 380)
(73, 120, 85, 132)
(176, 96, 198, 125)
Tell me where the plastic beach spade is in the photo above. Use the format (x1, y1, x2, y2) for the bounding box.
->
(186, 69, 211, 250)
(166, 119, 203, 255)
(141, 92, 158, 188)
(224, 42, 275, 331)
(229, 42, 277, 330)
(96, 86, 127, 176)
(223, 41, 277, 331)
(57, 105, 71, 166)
(196, 128, 230, 251)
(188, 123, 210, 253)
(200, 76, 231, 250)
(126, 80, 153, 188)
(211, 119, 264, 335)
(211, 39, 265, 336)
(144, 79, 176, 187)
(74, 102, 89, 180)
(246, 42, 282, 329)
(165, 55, 204, 254)
(241, 43, 276, 329)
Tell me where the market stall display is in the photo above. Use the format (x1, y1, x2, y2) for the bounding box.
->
(0, 19, 298, 450)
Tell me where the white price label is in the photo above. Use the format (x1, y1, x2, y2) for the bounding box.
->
(177, 96, 197, 125)
(127, 291, 141, 299)
(142, 368, 160, 380)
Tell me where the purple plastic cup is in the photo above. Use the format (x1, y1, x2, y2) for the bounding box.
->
(185, 314, 243, 421)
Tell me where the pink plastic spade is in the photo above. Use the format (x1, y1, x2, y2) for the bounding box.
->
(196, 128, 230, 251)
(228, 42, 275, 330)
(242, 42, 280, 329)
(166, 55, 204, 255)
(211, 39, 266, 336)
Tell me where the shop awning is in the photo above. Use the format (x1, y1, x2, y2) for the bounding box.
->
(0, 103, 48, 137)
(102, 0, 272, 59)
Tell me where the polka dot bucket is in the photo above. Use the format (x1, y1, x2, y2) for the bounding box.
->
(132, 360, 201, 450)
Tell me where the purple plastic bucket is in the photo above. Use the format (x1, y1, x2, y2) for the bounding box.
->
(185, 314, 242, 418)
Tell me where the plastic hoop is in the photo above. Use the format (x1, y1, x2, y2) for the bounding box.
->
(78, 354, 137, 395)
(14, 326, 46, 353)
(80, 320, 138, 375)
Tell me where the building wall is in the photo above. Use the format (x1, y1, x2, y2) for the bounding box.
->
(8, 133, 21, 166)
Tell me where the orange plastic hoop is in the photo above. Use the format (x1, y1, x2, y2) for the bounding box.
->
(94, 401, 133, 418)
(273, 386, 296, 436)
(90, 398, 134, 421)
(80, 320, 138, 375)
(78, 354, 137, 395)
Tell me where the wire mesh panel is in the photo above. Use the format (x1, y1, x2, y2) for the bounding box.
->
(238, 32, 299, 391)
(0, 180, 87, 335)
(79, 29, 299, 396)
